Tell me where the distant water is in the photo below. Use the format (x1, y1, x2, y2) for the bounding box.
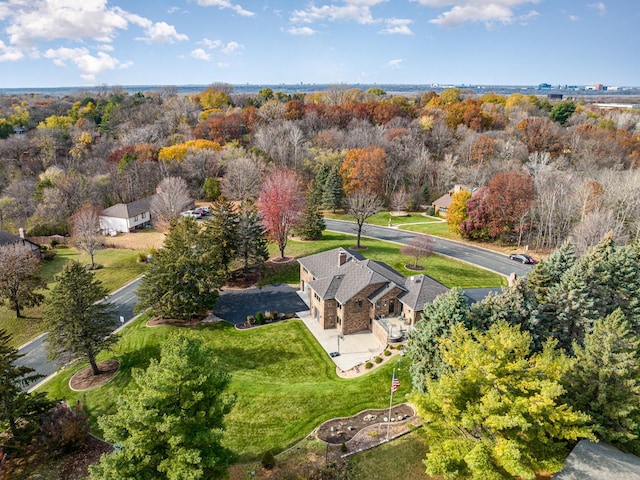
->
(1, 83, 639, 97)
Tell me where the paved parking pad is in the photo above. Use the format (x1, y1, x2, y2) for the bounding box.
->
(213, 284, 309, 325)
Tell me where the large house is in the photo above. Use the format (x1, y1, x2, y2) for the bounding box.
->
(432, 184, 473, 216)
(298, 248, 448, 341)
(100, 195, 156, 235)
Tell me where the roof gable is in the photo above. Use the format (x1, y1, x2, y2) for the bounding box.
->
(101, 194, 156, 219)
(399, 274, 449, 311)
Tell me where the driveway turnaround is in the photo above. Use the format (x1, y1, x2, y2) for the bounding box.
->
(213, 284, 309, 325)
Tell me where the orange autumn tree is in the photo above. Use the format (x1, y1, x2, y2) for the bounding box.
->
(339, 146, 386, 195)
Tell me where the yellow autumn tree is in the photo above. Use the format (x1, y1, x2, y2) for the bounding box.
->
(447, 189, 472, 234)
(158, 140, 222, 162)
(339, 146, 386, 196)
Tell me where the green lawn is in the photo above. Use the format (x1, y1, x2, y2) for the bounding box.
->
(349, 431, 433, 480)
(325, 210, 445, 226)
(40, 314, 414, 462)
(262, 231, 506, 288)
(1, 246, 147, 348)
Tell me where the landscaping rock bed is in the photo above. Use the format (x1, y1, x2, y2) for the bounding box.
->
(316, 404, 415, 446)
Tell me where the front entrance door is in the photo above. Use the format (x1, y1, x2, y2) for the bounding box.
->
(389, 300, 395, 314)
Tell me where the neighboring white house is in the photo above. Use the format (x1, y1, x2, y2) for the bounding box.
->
(100, 195, 156, 235)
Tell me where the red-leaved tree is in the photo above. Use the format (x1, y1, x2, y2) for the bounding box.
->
(401, 235, 435, 268)
(259, 169, 304, 258)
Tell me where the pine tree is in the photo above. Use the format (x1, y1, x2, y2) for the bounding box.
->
(135, 217, 223, 320)
(91, 331, 235, 480)
(564, 309, 640, 454)
(44, 261, 116, 375)
(413, 322, 594, 480)
(202, 196, 239, 275)
(237, 200, 269, 273)
(321, 167, 343, 212)
(0, 329, 55, 452)
(407, 288, 469, 391)
(527, 240, 576, 304)
(294, 196, 325, 241)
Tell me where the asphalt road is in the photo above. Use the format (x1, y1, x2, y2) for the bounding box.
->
(16, 277, 143, 391)
(324, 219, 533, 279)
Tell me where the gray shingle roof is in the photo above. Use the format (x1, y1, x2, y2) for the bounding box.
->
(298, 247, 364, 279)
(399, 274, 449, 311)
(555, 440, 640, 480)
(101, 195, 156, 219)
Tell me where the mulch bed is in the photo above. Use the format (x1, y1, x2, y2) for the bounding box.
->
(316, 404, 415, 445)
(269, 256, 295, 264)
(56, 435, 113, 479)
(69, 360, 120, 391)
(226, 267, 261, 289)
(405, 264, 425, 271)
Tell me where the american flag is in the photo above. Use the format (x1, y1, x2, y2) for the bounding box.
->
(391, 373, 400, 393)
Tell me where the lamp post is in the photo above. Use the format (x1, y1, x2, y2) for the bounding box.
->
(337, 333, 344, 353)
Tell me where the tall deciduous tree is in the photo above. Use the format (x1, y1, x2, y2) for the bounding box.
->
(236, 200, 269, 273)
(407, 287, 469, 391)
(564, 309, 640, 453)
(400, 234, 434, 268)
(91, 331, 235, 480)
(221, 156, 267, 201)
(44, 261, 116, 376)
(136, 217, 223, 320)
(446, 188, 471, 234)
(0, 329, 55, 452)
(345, 190, 383, 249)
(259, 169, 303, 259)
(339, 146, 386, 195)
(413, 322, 593, 480)
(150, 176, 193, 231)
(71, 203, 103, 269)
(0, 243, 47, 318)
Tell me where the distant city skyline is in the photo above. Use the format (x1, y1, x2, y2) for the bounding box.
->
(0, 0, 637, 89)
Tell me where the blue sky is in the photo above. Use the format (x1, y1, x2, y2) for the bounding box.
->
(0, 0, 636, 88)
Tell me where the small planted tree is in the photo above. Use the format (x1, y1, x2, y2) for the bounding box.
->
(400, 235, 435, 269)
(71, 203, 104, 269)
(345, 190, 383, 249)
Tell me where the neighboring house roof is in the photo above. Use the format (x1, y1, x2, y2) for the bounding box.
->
(0, 230, 40, 250)
(555, 440, 640, 480)
(101, 195, 156, 219)
(399, 274, 449, 311)
(301, 247, 448, 310)
(432, 192, 453, 209)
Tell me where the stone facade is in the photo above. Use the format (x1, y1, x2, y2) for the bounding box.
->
(338, 283, 384, 335)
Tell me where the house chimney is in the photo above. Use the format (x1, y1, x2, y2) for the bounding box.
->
(338, 250, 347, 266)
(18, 228, 25, 239)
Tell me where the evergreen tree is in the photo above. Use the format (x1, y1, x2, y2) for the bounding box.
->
(135, 217, 223, 320)
(413, 322, 593, 480)
(321, 167, 343, 212)
(44, 261, 116, 375)
(0, 329, 55, 452)
(0, 244, 47, 318)
(407, 288, 469, 391)
(527, 241, 576, 304)
(202, 196, 239, 275)
(236, 200, 269, 273)
(91, 331, 235, 480)
(564, 309, 640, 453)
(294, 197, 325, 241)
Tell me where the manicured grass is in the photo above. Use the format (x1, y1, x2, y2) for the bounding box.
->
(40, 314, 414, 462)
(400, 221, 458, 239)
(349, 431, 432, 480)
(1, 246, 147, 348)
(262, 231, 506, 288)
(325, 210, 445, 226)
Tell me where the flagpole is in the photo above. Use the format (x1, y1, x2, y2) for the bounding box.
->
(386, 368, 395, 441)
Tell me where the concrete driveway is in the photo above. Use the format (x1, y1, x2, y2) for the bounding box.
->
(213, 284, 309, 325)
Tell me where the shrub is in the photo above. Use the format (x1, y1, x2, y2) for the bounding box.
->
(42, 249, 57, 261)
(365, 361, 373, 369)
(136, 252, 147, 263)
(246, 315, 255, 326)
(271, 310, 278, 319)
(255, 311, 265, 325)
(264, 310, 273, 321)
(261, 449, 276, 469)
(374, 356, 383, 364)
(38, 400, 89, 456)
(49, 239, 59, 248)
(340, 442, 348, 453)
(87, 263, 103, 270)
(397, 344, 405, 350)
(384, 349, 391, 356)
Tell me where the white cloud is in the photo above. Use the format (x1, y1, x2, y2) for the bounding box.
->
(43, 47, 131, 80)
(190, 48, 211, 61)
(221, 41, 242, 54)
(385, 58, 403, 69)
(195, 0, 255, 17)
(412, 0, 540, 27)
(588, 2, 606, 15)
(199, 38, 222, 49)
(569, 14, 579, 21)
(288, 26, 317, 36)
(379, 18, 414, 35)
(291, 0, 388, 25)
(137, 21, 189, 43)
(0, 40, 24, 62)
(217, 62, 230, 68)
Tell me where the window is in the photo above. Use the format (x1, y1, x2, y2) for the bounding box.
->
(337, 302, 342, 310)
(314, 292, 320, 302)
(355, 300, 363, 312)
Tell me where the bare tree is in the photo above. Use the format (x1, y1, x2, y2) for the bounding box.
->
(391, 188, 410, 213)
(151, 177, 192, 231)
(72, 203, 104, 269)
(0, 243, 47, 318)
(345, 190, 383, 249)
(221, 157, 267, 201)
(401, 235, 435, 268)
